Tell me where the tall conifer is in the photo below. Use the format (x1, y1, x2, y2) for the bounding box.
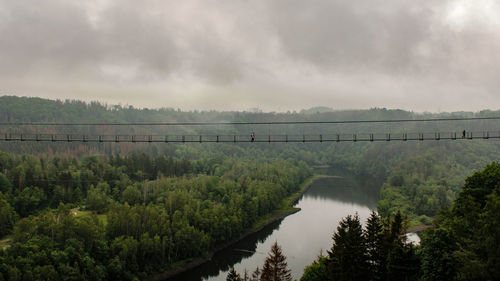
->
(365, 211, 384, 281)
(260, 242, 292, 281)
(327, 213, 369, 281)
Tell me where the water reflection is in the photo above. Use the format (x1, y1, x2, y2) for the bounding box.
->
(168, 169, 381, 281)
(306, 177, 379, 209)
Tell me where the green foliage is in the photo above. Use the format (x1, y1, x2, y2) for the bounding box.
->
(420, 162, 500, 281)
(0, 173, 11, 194)
(13, 187, 46, 217)
(420, 228, 457, 281)
(389, 174, 404, 187)
(301, 212, 420, 281)
(0, 149, 311, 280)
(384, 212, 420, 281)
(86, 185, 111, 213)
(365, 212, 384, 281)
(121, 185, 142, 205)
(0, 203, 108, 281)
(373, 145, 494, 226)
(0, 192, 17, 236)
(260, 242, 292, 281)
(328, 214, 369, 281)
(300, 256, 328, 281)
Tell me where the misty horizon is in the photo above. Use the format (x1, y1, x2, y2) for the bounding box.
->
(2, 94, 500, 115)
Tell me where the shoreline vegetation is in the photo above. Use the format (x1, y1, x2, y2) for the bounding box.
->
(146, 174, 332, 281)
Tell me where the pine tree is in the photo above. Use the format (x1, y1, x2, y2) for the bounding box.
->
(365, 211, 384, 281)
(384, 211, 420, 281)
(260, 242, 292, 281)
(327, 213, 369, 281)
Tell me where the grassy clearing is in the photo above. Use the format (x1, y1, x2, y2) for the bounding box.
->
(72, 208, 108, 226)
(72, 209, 91, 217)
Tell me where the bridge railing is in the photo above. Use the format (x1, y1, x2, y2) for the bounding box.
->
(1, 131, 500, 143)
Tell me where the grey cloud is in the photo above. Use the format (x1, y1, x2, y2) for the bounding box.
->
(0, 0, 180, 79)
(97, 1, 180, 76)
(268, 0, 436, 73)
(0, 0, 499, 111)
(0, 0, 100, 73)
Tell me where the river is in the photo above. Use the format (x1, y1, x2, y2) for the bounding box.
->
(169, 170, 381, 281)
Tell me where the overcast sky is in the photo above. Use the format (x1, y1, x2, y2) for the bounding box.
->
(1, 0, 499, 112)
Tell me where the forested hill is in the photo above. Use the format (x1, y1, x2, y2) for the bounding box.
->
(1, 95, 499, 165)
(2, 95, 500, 227)
(1, 95, 499, 128)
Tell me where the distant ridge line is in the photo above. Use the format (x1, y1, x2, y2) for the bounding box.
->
(1, 116, 500, 126)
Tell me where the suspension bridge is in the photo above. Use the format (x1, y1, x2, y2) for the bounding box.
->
(0, 131, 498, 143)
(1, 117, 498, 143)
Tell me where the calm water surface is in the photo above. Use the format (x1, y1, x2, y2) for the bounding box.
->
(169, 170, 380, 281)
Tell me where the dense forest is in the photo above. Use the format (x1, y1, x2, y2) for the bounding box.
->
(0, 150, 310, 280)
(0, 96, 499, 280)
(299, 162, 500, 281)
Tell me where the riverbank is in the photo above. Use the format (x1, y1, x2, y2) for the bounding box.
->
(290, 174, 336, 205)
(146, 174, 331, 281)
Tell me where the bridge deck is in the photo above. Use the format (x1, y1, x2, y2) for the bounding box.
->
(1, 131, 498, 143)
